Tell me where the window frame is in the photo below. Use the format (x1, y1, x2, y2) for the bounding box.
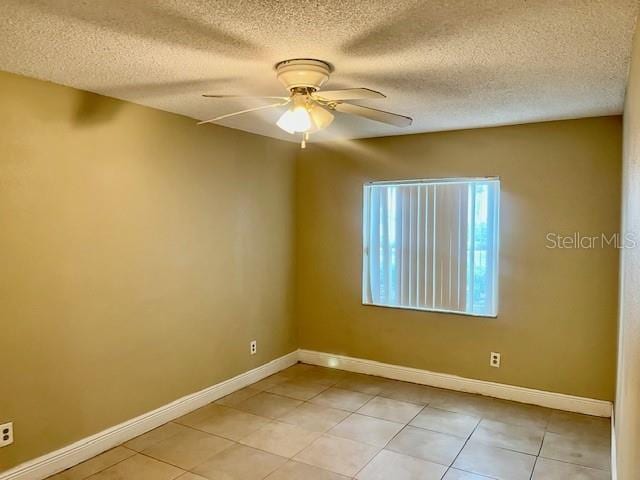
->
(361, 177, 500, 318)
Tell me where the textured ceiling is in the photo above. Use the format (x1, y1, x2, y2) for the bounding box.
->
(0, 0, 638, 143)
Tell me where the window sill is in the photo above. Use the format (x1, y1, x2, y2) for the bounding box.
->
(362, 301, 498, 318)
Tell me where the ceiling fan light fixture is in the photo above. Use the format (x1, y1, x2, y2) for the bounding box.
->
(276, 95, 312, 134)
(308, 104, 334, 132)
(276, 105, 311, 134)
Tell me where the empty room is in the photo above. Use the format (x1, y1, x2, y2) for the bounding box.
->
(1, 1, 640, 479)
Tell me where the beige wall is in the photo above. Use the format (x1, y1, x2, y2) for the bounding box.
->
(296, 117, 621, 401)
(0, 71, 298, 471)
(615, 19, 640, 480)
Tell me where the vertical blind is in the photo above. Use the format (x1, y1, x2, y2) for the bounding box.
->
(363, 178, 500, 317)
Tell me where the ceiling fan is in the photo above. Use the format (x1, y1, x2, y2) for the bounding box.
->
(198, 58, 413, 148)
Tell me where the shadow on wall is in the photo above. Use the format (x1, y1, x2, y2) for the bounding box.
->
(73, 91, 123, 126)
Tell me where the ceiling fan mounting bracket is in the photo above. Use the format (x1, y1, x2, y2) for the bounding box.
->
(275, 58, 333, 91)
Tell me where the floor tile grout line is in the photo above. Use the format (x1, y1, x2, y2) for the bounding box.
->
(126, 422, 209, 454)
(135, 449, 191, 473)
(340, 398, 429, 423)
(349, 398, 455, 479)
(537, 414, 612, 472)
(534, 454, 613, 473)
(527, 424, 547, 480)
(528, 455, 540, 480)
(264, 378, 334, 399)
(132, 430, 250, 475)
(446, 408, 484, 477)
(68, 447, 139, 480)
(291, 430, 381, 477)
(440, 408, 553, 479)
(350, 397, 426, 476)
(119, 417, 275, 477)
(463, 435, 543, 458)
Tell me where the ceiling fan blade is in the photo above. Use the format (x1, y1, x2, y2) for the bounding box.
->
(314, 88, 386, 101)
(198, 101, 289, 125)
(202, 94, 288, 100)
(333, 102, 412, 127)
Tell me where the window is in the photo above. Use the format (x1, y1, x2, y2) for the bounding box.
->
(362, 178, 500, 317)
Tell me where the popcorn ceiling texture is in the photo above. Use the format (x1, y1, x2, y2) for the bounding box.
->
(0, 0, 637, 142)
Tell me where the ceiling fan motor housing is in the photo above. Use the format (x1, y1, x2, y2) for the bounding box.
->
(275, 59, 332, 91)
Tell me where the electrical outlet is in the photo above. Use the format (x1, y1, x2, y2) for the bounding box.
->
(490, 352, 501, 368)
(0, 422, 13, 447)
(250, 340, 257, 355)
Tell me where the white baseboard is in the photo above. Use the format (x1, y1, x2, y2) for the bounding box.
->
(0, 351, 298, 480)
(611, 411, 617, 480)
(298, 349, 613, 418)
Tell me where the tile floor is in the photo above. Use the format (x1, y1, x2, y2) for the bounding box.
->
(48, 363, 612, 480)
